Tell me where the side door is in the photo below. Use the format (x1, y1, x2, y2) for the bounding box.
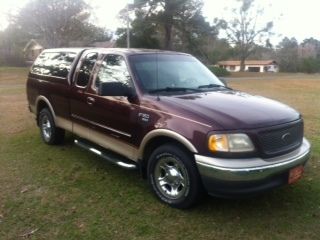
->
(84, 54, 141, 159)
(70, 50, 99, 136)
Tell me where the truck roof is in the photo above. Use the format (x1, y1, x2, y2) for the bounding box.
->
(42, 47, 190, 56)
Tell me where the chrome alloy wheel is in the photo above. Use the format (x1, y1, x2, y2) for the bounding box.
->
(41, 115, 52, 141)
(154, 156, 189, 199)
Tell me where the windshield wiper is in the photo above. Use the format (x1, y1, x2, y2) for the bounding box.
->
(198, 84, 232, 90)
(149, 87, 203, 94)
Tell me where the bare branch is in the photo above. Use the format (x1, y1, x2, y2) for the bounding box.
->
(221, 0, 273, 71)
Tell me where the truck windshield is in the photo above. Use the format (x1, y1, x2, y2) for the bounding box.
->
(129, 54, 225, 94)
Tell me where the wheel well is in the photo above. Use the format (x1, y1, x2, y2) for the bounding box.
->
(140, 136, 193, 178)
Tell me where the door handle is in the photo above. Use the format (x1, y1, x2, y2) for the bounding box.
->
(87, 97, 95, 105)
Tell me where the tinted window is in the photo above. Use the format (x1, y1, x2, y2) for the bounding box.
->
(31, 52, 77, 78)
(95, 55, 132, 89)
(76, 52, 98, 87)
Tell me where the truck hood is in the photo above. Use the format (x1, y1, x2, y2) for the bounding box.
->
(161, 90, 300, 130)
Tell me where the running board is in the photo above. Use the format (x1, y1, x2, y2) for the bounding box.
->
(74, 139, 138, 170)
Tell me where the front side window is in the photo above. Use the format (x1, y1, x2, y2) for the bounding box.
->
(95, 54, 132, 89)
(31, 52, 77, 78)
(129, 54, 224, 94)
(76, 52, 98, 87)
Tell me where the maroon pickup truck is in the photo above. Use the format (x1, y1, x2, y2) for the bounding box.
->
(26, 48, 311, 208)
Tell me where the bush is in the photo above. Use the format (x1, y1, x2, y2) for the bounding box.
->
(207, 66, 230, 77)
(279, 57, 320, 73)
(298, 58, 320, 74)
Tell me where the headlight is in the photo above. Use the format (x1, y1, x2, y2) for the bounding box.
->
(208, 133, 255, 153)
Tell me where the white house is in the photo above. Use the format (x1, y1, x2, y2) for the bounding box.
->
(217, 60, 279, 73)
(23, 39, 45, 62)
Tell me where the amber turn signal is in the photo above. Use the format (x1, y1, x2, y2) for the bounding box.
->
(208, 134, 255, 153)
(208, 134, 229, 152)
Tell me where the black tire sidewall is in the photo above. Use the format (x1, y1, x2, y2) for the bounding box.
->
(39, 108, 58, 145)
(147, 144, 202, 209)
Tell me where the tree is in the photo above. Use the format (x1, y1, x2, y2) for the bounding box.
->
(299, 58, 320, 73)
(11, 0, 110, 48)
(248, 41, 275, 61)
(172, 3, 219, 61)
(0, 26, 32, 66)
(155, 0, 203, 50)
(207, 39, 234, 64)
(116, 0, 219, 62)
(299, 38, 320, 59)
(276, 37, 320, 73)
(276, 37, 299, 72)
(219, 0, 273, 71)
(116, 9, 160, 49)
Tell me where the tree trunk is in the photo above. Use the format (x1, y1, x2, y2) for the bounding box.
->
(163, 0, 173, 50)
(164, 23, 172, 50)
(240, 57, 246, 72)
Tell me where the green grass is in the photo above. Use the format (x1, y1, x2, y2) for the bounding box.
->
(0, 69, 319, 239)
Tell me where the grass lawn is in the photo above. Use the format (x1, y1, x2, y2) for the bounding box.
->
(0, 67, 319, 239)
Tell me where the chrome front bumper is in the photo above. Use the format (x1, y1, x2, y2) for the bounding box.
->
(195, 138, 311, 196)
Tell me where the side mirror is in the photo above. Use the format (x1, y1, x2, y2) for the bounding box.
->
(98, 82, 132, 97)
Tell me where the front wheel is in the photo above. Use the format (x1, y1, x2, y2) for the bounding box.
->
(147, 144, 203, 209)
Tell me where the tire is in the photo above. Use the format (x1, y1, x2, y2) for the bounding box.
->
(147, 144, 203, 209)
(38, 108, 65, 145)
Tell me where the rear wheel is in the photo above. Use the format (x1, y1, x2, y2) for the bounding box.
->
(38, 108, 65, 145)
(147, 144, 203, 209)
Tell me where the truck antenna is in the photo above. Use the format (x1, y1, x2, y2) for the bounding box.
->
(156, 52, 160, 101)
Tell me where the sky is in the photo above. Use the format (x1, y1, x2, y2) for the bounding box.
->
(0, 0, 319, 45)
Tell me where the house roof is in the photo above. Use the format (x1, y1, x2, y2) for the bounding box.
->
(23, 39, 46, 52)
(218, 60, 277, 66)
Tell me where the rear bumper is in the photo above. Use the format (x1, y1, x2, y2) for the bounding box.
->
(195, 138, 311, 197)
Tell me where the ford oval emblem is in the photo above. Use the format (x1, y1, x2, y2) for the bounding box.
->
(281, 132, 291, 143)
